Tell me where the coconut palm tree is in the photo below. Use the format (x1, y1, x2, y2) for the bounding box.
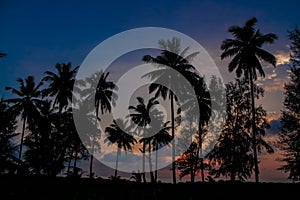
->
(128, 96, 159, 182)
(105, 119, 137, 177)
(42, 62, 79, 113)
(142, 37, 199, 184)
(5, 76, 43, 170)
(82, 71, 118, 178)
(220, 17, 277, 182)
(151, 121, 172, 182)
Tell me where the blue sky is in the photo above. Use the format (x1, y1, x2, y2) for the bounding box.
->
(1, 0, 298, 106)
(1, 0, 300, 182)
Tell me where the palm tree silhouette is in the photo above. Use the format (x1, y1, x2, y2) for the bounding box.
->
(5, 76, 43, 172)
(142, 37, 199, 184)
(151, 121, 172, 182)
(105, 118, 137, 178)
(83, 71, 118, 178)
(220, 17, 277, 182)
(94, 71, 118, 120)
(192, 77, 211, 182)
(42, 62, 79, 113)
(128, 96, 159, 182)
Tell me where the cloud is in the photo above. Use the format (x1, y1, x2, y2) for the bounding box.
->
(257, 60, 290, 92)
(275, 50, 290, 66)
(264, 77, 286, 92)
(102, 151, 142, 163)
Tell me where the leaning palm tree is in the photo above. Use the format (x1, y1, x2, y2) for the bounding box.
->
(42, 62, 79, 113)
(128, 96, 159, 182)
(5, 76, 43, 169)
(104, 119, 137, 178)
(142, 37, 199, 184)
(220, 17, 277, 182)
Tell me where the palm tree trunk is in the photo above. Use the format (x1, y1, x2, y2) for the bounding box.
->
(148, 142, 155, 183)
(155, 142, 158, 182)
(195, 119, 205, 182)
(115, 147, 120, 177)
(249, 73, 259, 183)
(67, 155, 72, 174)
(74, 150, 78, 174)
(170, 92, 176, 184)
(190, 153, 195, 183)
(89, 140, 94, 179)
(142, 142, 147, 183)
(17, 116, 27, 175)
(89, 155, 94, 179)
(18, 116, 27, 161)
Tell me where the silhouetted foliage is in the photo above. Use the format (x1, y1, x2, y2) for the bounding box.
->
(142, 37, 199, 184)
(128, 96, 160, 183)
(63, 108, 88, 176)
(5, 76, 44, 171)
(130, 171, 142, 183)
(220, 17, 277, 182)
(105, 119, 137, 177)
(207, 79, 273, 181)
(177, 140, 199, 181)
(0, 98, 18, 174)
(278, 27, 300, 182)
(42, 62, 79, 113)
(74, 70, 118, 178)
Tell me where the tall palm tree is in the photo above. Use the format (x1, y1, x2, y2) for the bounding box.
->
(105, 119, 137, 177)
(5, 76, 43, 168)
(193, 77, 211, 182)
(128, 96, 159, 182)
(83, 71, 118, 178)
(220, 17, 277, 182)
(142, 37, 199, 184)
(42, 62, 79, 113)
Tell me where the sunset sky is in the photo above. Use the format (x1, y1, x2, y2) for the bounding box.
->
(1, 0, 300, 182)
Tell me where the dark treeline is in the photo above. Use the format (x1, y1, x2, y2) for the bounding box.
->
(0, 17, 299, 185)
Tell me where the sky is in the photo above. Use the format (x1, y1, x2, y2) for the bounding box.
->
(1, 0, 300, 182)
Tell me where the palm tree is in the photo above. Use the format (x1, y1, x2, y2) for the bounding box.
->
(193, 77, 211, 182)
(42, 62, 79, 113)
(128, 96, 159, 182)
(151, 121, 172, 182)
(5, 76, 43, 169)
(142, 37, 199, 184)
(83, 71, 118, 178)
(95, 71, 118, 120)
(105, 119, 137, 177)
(220, 17, 277, 182)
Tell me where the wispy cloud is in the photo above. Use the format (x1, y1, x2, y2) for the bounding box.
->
(275, 50, 290, 66)
(264, 77, 286, 92)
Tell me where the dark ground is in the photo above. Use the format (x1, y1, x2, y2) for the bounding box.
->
(0, 176, 298, 200)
